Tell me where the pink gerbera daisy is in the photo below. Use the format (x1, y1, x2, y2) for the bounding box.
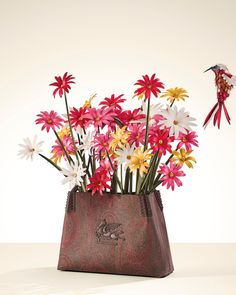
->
(82, 107, 115, 129)
(93, 133, 111, 157)
(177, 131, 199, 151)
(158, 162, 186, 191)
(35, 111, 64, 132)
(87, 171, 111, 195)
(49, 72, 75, 98)
(149, 127, 174, 156)
(134, 74, 164, 100)
(99, 94, 126, 111)
(127, 123, 145, 147)
(51, 135, 75, 163)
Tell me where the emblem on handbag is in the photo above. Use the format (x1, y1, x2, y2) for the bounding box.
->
(95, 219, 125, 245)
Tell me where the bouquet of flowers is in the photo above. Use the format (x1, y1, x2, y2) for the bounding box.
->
(18, 72, 198, 196)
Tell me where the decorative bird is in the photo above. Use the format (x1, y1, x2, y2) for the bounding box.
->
(203, 64, 236, 129)
(96, 219, 125, 242)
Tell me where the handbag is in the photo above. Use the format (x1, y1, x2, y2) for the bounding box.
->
(58, 186, 174, 277)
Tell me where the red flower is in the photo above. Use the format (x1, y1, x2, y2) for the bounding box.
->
(96, 159, 113, 176)
(149, 127, 174, 156)
(134, 74, 164, 100)
(35, 111, 64, 132)
(99, 94, 126, 111)
(127, 123, 145, 147)
(49, 72, 75, 98)
(87, 171, 111, 195)
(69, 107, 88, 129)
(82, 107, 115, 129)
(118, 109, 145, 125)
(177, 131, 199, 151)
(158, 162, 185, 191)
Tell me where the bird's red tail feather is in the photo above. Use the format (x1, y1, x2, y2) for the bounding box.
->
(203, 101, 231, 129)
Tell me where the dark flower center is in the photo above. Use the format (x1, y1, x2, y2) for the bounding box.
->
(47, 119, 53, 124)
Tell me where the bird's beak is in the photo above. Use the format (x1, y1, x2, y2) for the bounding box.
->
(204, 66, 213, 73)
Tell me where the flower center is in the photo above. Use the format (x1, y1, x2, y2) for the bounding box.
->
(173, 120, 178, 125)
(182, 137, 187, 142)
(95, 116, 101, 121)
(127, 155, 131, 160)
(169, 172, 175, 178)
(47, 119, 53, 124)
(72, 172, 77, 178)
(158, 139, 163, 144)
(182, 156, 186, 161)
(147, 84, 152, 89)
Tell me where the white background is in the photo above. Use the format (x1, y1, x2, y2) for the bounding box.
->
(1, 0, 236, 243)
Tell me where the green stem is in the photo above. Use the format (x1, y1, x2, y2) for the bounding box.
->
(54, 130, 73, 164)
(39, 153, 62, 171)
(124, 167, 130, 194)
(106, 150, 124, 194)
(170, 98, 176, 108)
(144, 98, 151, 151)
(129, 172, 133, 194)
(64, 91, 80, 163)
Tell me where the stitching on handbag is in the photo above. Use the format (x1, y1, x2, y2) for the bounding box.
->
(139, 195, 152, 217)
(154, 190, 163, 212)
(66, 191, 76, 213)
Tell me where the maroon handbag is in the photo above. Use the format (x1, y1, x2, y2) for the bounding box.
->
(58, 188, 174, 277)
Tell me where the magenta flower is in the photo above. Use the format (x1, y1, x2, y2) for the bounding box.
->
(49, 72, 75, 98)
(149, 127, 174, 156)
(93, 133, 111, 157)
(99, 94, 126, 111)
(177, 131, 199, 151)
(51, 135, 75, 163)
(127, 124, 145, 147)
(158, 162, 185, 191)
(82, 107, 115, 129)
(35, 111, 64, 132)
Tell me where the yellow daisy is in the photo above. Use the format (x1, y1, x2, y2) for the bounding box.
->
(110, 126, 130, 151)
(57, 127, 70, 138)
(161, 87, 189, 103)
(172, 148, 196, 168)
(83, 93, 97, 109)
(128, 148, 152, 176)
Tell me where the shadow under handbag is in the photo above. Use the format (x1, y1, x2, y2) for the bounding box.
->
(58, 186, 174, 278)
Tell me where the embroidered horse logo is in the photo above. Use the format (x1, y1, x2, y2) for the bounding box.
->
(96, 219, 125, 245)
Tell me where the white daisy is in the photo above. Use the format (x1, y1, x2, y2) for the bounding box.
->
(115, 144, 135, 168)
(77, 129, 96, 155)
(18, 135, 43, 161)
(160, 106, 197, 138)
(61, 162, 86, 188)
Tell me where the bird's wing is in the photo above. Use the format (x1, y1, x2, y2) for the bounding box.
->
(105, 223, 121, 232)
(222, 74, 236, 86)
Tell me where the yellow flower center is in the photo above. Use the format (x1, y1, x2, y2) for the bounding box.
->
(95, 116, 101, 121)
(169, 172, 175, 177)
(147, 84, 152, 89)
(159, 139, 163, 144)
(173, 120, 178, 125)
(182, 137, 187, 142)
(47, 119, 53, 124)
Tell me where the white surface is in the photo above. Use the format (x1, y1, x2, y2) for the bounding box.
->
(0, 244, 236, 295)
(1, 0, 236, 242)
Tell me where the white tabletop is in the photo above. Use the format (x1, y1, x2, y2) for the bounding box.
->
(0, 244, 235, 295)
